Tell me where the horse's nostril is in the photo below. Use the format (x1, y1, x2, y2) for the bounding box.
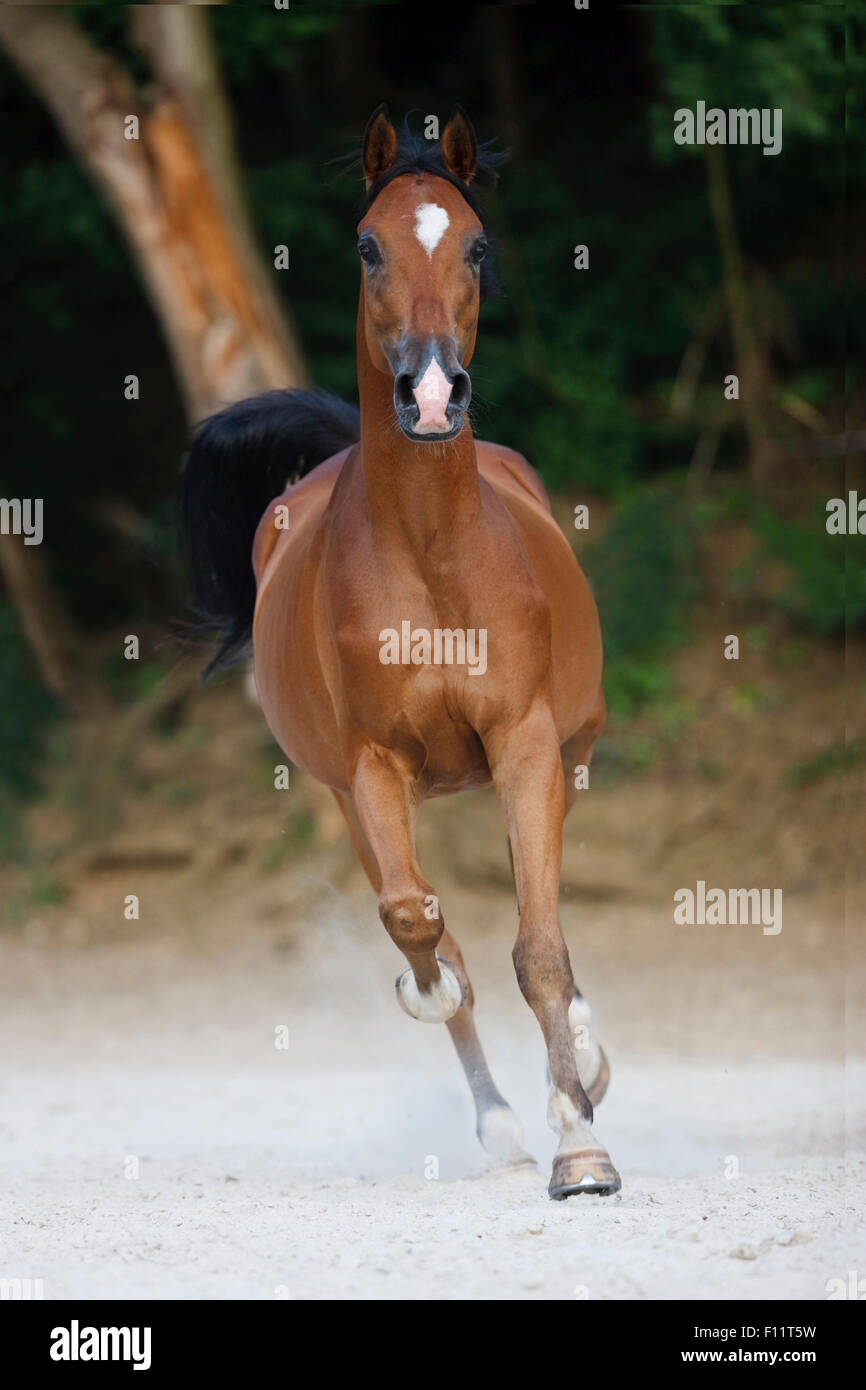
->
(394, 373, 415, 410)
(450, 371, 471, 412)
(394, 360, 470, 430)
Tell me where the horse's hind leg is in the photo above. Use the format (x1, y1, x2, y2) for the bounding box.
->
(332, 779, 534, 1167)
(437, 924, 534, 1166)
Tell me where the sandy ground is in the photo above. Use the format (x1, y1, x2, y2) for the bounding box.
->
(2, 857, 864, 1301)
(2, 632, 863, 1301)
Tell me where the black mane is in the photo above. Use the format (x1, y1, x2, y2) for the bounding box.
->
(365, 124, 506, 214)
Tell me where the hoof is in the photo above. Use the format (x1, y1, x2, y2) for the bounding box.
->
(396, 956, 464, 1023)
(548, 1148, 621, 1200)
(477, 1103, 536, 1169)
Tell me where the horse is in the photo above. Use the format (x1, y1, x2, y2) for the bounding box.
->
(183, 106, 620, 1199)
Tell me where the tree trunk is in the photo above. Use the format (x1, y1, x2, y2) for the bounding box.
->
(0, 3, 310, 713)
(0, 4, 309, 422)
(705, 145, 773, 486)
(0, 528, 81, 706)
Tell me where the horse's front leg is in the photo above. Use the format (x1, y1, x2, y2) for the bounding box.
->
(350, 744, 463, 1021)
(486, 704, 621, 1199)
(334, 779, 535, 1167)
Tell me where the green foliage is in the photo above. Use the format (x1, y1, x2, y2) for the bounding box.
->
(587, 486, 701, 716)
(157, 781, 198, 808)
(0, 604, 56, 799)
(783, 737, 865, 788)
(99, 652, 166, 705)
(213, 3, 372, 80)
(729, 681, 772, 715)
(0, 604, 56, 865)
(258, 811, 316, 872)
(248, 161, 360, 404)
(648, 6, 843, 158)
(742, 504, 864, 634)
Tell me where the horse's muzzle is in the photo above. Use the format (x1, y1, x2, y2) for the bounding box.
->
(393, 345, 471, 443)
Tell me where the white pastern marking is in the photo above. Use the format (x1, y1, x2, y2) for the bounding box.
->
(397, 962, 462, 1022)
(478, 1105, 532, 1164)
(568, 994, 602, 1088)
(547, 1089, 597, 1150)
(414, 202, 450, 258)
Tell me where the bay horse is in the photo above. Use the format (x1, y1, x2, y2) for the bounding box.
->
(183, 107, 620, 1198)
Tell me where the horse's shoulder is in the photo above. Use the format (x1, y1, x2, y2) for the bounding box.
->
(475, 440, 552, 514)
(253, 445, 356, 582)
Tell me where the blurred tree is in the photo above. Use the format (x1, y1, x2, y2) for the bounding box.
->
(0, 2, 308, 422)
(647, 4, 846, 489)
(0, 1, 309, 709)
(0, 530, 81, 705)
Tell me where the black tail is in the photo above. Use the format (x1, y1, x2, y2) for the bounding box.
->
(181, 388, 360, 678)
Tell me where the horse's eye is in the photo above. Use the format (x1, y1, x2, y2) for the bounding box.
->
(358, 239, 380, 269)
(469, 238, 487, 266)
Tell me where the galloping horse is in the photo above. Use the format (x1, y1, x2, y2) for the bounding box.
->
(183, 108, 620, 1198)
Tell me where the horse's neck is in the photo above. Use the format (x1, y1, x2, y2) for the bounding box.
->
(356, 306, 481, 550)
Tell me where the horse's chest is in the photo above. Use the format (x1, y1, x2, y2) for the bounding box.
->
(333, 591, 525, 788)
(389, 663, 493, 788)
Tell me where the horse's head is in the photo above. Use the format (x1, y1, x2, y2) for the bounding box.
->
(358, 107, 493, 443)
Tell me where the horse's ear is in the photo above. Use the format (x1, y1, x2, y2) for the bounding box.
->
(362, 104, 398, 189)
(440, 107, 477, 184)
